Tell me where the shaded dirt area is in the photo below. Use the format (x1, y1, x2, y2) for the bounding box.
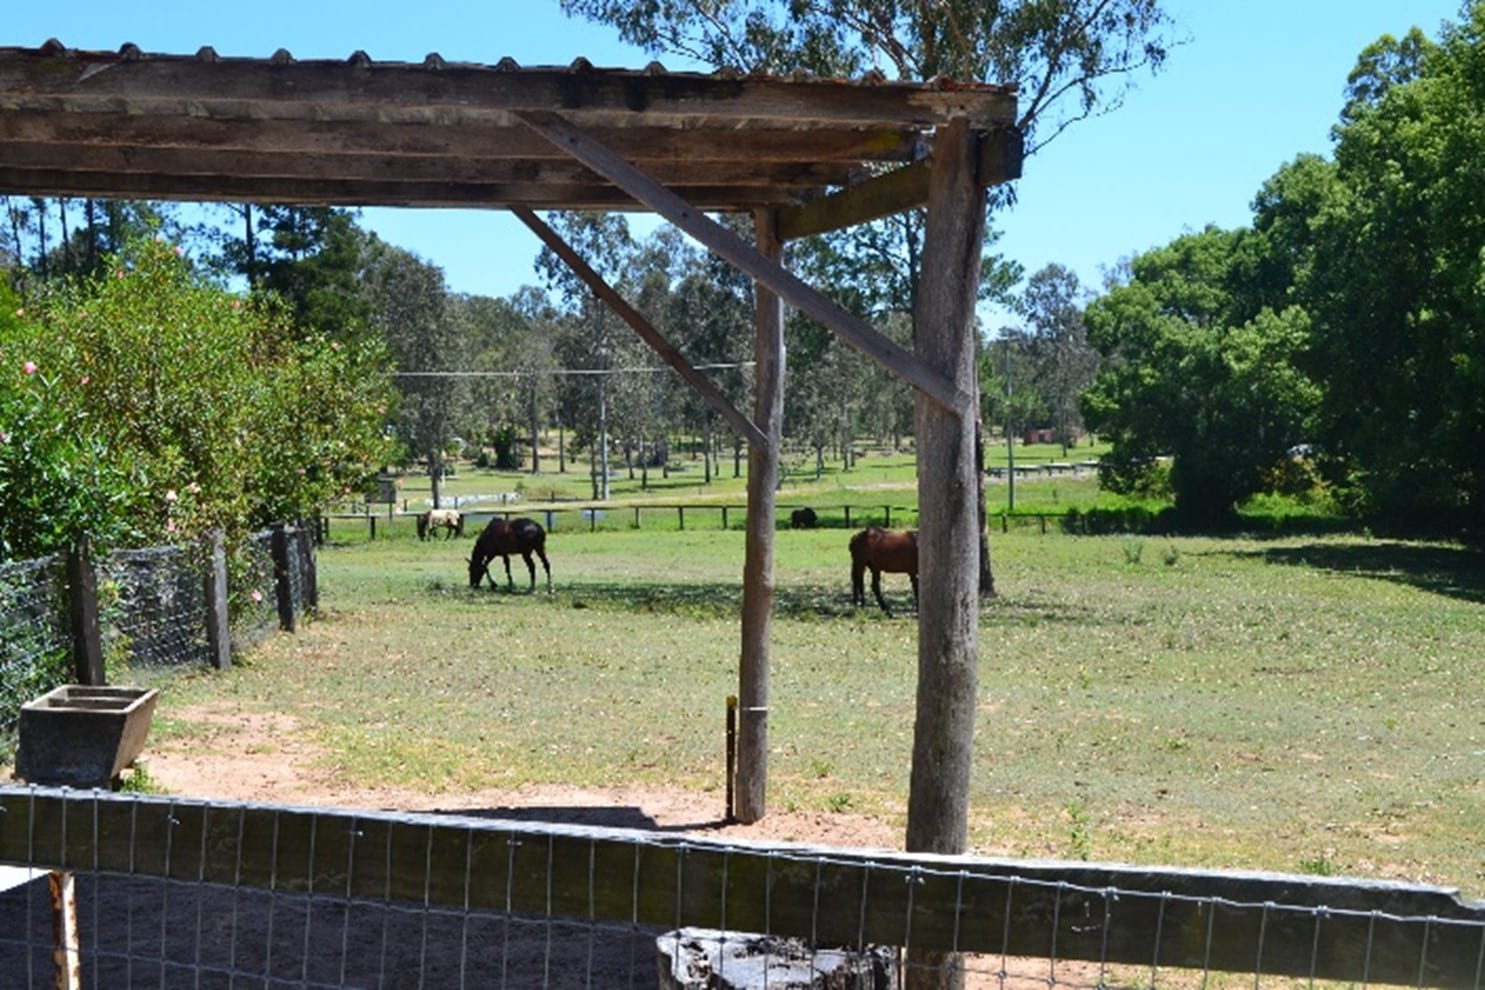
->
(143, 703, 905, 850)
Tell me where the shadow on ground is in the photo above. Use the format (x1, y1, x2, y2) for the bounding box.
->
(1229, 540, 1485, 605)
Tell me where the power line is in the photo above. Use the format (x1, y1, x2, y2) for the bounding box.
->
(392, 361, 754, 379)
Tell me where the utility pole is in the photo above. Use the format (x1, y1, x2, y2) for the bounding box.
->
(1005, 338, 1015, 512)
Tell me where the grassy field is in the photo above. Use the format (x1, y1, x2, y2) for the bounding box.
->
(149, 518, 1485, 897)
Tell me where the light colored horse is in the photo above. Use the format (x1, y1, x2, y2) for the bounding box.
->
(417, 508, 464, 541)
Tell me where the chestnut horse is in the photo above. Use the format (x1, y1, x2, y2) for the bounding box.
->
(417, 508, 464, 541)
(849, 526, 918, 616)
(468, 516, 551, 593)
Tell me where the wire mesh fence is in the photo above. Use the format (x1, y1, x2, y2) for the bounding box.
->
(0, 556, 68, 738)
(1, 786, 1483, 989)
(98, 545, 212, 670)
(0, 526, 315, 754)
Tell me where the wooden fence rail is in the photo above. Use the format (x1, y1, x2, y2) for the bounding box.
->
(2, 787, 1483, 987)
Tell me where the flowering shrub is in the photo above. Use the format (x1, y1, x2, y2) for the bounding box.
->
(0, 238, 395, 559)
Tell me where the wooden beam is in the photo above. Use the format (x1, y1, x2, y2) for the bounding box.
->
(515, 109, 974, 419)
(735, 208, 785, 825)
(0, 112, 925, 166)
(776, 158, 931, 241)
(512, 207, 767, 451)
(0, 140, 855, 190)
(0, 168, 798, 210)
(5, 786, 1485, 985)
(0, 50, 1017, 131)
(907, 119, 986, 859)
(977, 125, 1024, 185)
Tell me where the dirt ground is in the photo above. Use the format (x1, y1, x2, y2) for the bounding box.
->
(1, 705, 1098, 989)
(143, 703, 905, 851)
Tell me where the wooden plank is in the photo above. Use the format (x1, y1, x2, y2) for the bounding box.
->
(2, 789, 1485, 985)
(776, 159, 931, 241)
(0, 140, 855, 190)
(516, 110, 974, 419)
(0, 50, 1017, 130)
(512, 208, 768, 452)
(0, 112, 923, 165)
(0, 167, 800, 210)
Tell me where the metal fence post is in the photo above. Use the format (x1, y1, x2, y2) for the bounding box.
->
(66, 536, 105, 686)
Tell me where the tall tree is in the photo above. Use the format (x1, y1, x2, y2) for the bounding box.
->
(535, 211, 643, 500)
(365, 241, 462, 503)
(1009, 263, 1098, 451)
(1293, 9, 1485, 535)
(1081, 227, 1319, 523)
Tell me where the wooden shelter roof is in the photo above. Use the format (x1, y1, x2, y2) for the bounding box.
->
(0, 40, 1019, 227)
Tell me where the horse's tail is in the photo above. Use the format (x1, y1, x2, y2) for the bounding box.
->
(416, 512, 429, 541)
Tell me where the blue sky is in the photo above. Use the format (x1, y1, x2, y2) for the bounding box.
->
(4, 1, 1465, 314)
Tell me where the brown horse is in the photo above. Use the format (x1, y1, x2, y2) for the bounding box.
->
(849, 527, 918, 616)
(468, 516, 551, 593)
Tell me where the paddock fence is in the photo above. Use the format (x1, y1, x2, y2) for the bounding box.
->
(0, 525, 316, 745)
(1, 786, 1483, 988)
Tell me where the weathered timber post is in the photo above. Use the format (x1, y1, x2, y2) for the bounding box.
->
(270, 524, 295, 633)
(736, 209, 785, 824)
(295, 524, 318, 616)
(66, 536, 104, 687)
(204, 529, 231, 670)
(905, 119, 988, 988)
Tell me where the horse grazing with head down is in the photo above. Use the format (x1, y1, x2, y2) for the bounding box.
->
(417, 508, 464, 541)
(849, 526, 918, 617)
(468, 517, 551, 593)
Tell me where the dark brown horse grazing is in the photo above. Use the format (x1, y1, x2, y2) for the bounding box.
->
(468, 517, 551, 593)
(849, 527, 918, 616)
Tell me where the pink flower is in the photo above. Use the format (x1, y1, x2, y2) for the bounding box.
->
(22, 361, 37, 375)
(166, 519, 177, 533)
(165, 489, 178, 502)
(251, 590, 263, 604)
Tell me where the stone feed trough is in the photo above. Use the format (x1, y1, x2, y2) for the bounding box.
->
(14, 685, 159, 788)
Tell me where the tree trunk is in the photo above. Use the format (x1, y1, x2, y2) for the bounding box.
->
(736, 210, 785, 824)
(905, 120, 986, 989)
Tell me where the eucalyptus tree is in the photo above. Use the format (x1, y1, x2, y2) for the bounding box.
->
(535, 211, 641, 500)
(364, 241, 464, 503)
(1009, 264, 1098, 451)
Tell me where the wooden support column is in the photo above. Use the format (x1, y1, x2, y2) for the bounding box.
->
(736, 209, 785, 824)
(906, 119, 987, 858)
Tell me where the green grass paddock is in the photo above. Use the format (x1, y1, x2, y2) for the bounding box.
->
(152, 525, 1485, 896)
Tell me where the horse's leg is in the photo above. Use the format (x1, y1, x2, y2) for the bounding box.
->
(851, 560, 865, 607)
(910, 573, 920, 611)
(535, 547, 552, 593)
(872, 566, 893, 617)
(502, 554, 515, 591)
(520, 550, 536, 592)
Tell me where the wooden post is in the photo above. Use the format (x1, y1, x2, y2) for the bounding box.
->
(270, 524, 295, 633)
(204, 529, 231, 670)
(295, 525, 318, 615)
(721, 507, 729, 530)
(66, 537, 104, 687)
(678, 506, 685, 531)
(736, 208, 784, 824)
(48, 869, 80, 990)
(904, 119, 987, 990)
